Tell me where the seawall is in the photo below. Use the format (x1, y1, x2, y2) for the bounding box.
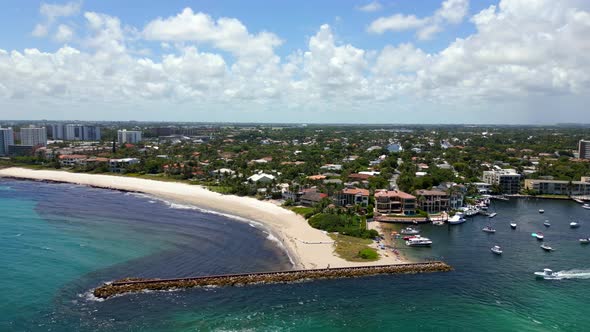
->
(94, 261, 453, 299)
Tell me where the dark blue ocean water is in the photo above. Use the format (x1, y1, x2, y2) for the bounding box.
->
(1, 179, 590, 331)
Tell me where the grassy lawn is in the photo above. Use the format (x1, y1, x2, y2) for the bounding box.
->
(329, 234, 379, 262)
(289, 206, 315, 217)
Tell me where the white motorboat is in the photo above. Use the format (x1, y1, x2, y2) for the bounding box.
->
(400, 227, 420, 235)
(482, 226, 496, 233)
(543, 220, 551, 227)
(491, 245, 503, 255)
(574, 198, 585, 204)
(582, 204, 590, 210)
(488, 212, 498, 218)
(405, 236, 432, 247)
(539, 209, 545, 214)
(534, 268, 559, 279)
(534, 232, 544, 240)
(570, 221, 580, 228)
(448, 213, 466, 225)
(510, 223, 517, 229)
(541, 244, 554, 251)
(580, 238, 590, 244)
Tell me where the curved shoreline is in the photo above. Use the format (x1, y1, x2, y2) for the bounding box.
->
(0, 167, 407, 269)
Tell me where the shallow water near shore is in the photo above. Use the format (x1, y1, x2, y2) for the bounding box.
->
(2, 179, 590, 331)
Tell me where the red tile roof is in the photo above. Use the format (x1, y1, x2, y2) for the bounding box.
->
(375, 190, 416, 199)
(342, 188, 369, 196)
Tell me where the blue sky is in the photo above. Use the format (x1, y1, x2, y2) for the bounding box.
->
(0, 0, 589, 123)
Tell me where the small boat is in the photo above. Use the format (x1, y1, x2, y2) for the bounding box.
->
(535, 232, 544, 240)
(543, 220, 551, 227)
(482, 226, 496, 233)
(570, 221, 580, 228)
(579, 238, 590, 244)
(464, 208, 479, 217)
(510, 223, 517, 229)
(405, 236, 432, 247)
(491, 245, 503, 255)
(541, 244, 554, 251)
(402, 235, 418, 240)
(400, 227, 420, 235)
(574, 198, 585, 204)
(582, 203, 590, 210)
(534, 268, 560, 279)
(488, 212, 498, 218)
(433, 220, 445, 226)
(539, 209, 545, 214)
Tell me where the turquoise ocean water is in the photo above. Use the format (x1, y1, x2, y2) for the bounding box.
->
(1, 179, 590, 331)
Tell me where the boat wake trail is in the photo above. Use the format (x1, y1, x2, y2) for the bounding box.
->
(555, 269, 590, 280)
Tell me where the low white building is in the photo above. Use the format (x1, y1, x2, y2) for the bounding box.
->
(248, 173, 275, 183)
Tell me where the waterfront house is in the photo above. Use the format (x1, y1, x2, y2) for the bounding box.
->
(414, 189, 450, 214)
(524, 178, 590, 196)
(374, 190, 416, 215)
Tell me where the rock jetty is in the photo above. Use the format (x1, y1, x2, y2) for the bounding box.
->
(94, 262, 452, 299)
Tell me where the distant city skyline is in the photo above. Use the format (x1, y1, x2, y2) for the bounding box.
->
(1, 0, 590, 124)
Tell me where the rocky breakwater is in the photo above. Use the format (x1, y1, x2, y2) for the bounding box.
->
(94, 262, 453, 299)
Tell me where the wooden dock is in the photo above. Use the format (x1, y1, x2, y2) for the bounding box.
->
(93, 261, 452, 299)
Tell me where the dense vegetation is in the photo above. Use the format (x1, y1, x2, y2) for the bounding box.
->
(308, 213, 378, 239)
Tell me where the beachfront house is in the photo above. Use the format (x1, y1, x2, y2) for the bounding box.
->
(109, 158, 140, 173)
(336, 187, 370, 207)
(300, 188, 328, 206)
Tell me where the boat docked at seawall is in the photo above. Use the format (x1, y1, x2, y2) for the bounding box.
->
(491, 245, 503, 255)
(448, 212, 466, 225)
(534, 268, 559, 280)
(405, 236, 433, 247)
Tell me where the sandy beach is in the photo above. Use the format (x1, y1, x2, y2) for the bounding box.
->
(0, 167, 406, 269)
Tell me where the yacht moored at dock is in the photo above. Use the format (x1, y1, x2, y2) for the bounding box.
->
(405, 236, 433, 247)
(448, 213, 466, 225)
